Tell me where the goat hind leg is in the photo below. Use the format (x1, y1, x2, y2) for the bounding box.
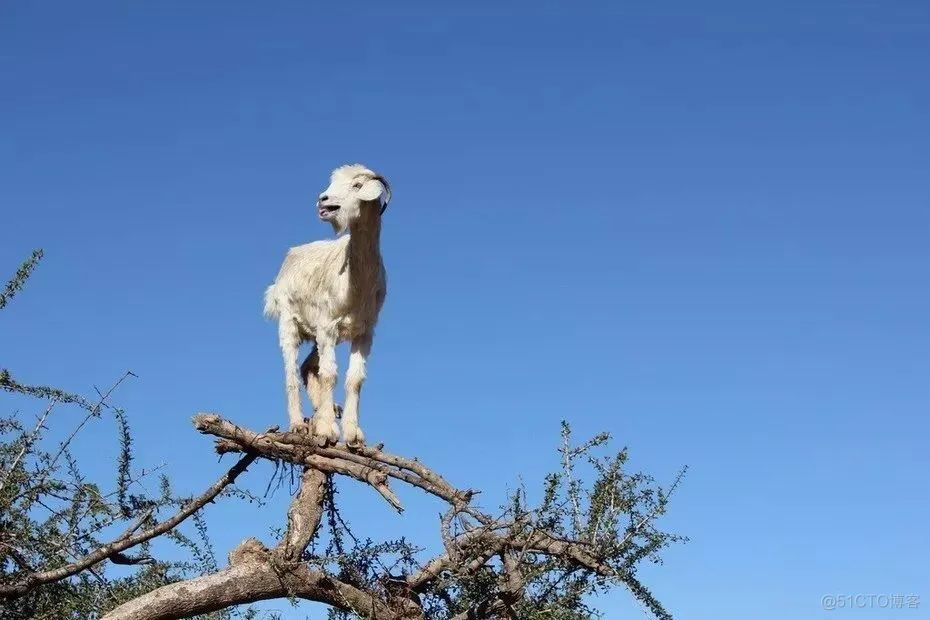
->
(301, 346, 343, 419)
(300, 345, 322, 411)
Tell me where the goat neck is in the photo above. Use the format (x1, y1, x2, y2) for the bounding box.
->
(346, 207, 383, 284)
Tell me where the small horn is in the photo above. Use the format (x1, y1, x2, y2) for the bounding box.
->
(372, 175, 391, 215)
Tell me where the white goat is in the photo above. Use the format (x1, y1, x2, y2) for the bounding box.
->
(264, 164, 390, 447)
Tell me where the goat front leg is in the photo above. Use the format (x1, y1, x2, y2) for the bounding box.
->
(311, 332, 340, 446)
(342, 333, 372, 448)
(279, 318, 306, 431)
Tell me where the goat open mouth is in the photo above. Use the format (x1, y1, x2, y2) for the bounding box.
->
(318, 204, 340, 219)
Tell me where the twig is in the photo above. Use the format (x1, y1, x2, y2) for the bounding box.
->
(0, 452, 257, 599)
(0, 399, 56, 495)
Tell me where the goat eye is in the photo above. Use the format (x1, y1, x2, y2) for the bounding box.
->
(353, 182, 363, 189)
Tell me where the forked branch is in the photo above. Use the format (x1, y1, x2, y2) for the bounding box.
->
(97, 414, 680, 620)
(0, 452, 257, 600)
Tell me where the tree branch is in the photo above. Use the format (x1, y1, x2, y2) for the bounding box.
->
(0, 453, 257, 599)
(276, 467, 327, 561)
(194, 413, 473, 512)
(10, 413, 676, 619)
(101, 560, 420, 620)
(0, 399, 56, 495)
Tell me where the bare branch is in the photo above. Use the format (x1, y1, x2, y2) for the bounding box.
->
(275, 467, 327, 561)
(101, 560, 420, 620)
(194, 413, 472, 511)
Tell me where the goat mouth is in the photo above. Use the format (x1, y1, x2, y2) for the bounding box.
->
(318, 205, 340, 219)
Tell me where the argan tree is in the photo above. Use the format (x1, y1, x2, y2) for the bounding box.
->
(1, 252, 686, 619)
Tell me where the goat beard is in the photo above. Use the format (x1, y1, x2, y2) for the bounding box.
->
(330, 219, 348, 235)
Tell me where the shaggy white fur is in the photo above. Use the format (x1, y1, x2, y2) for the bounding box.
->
(264, 164, 390, 447)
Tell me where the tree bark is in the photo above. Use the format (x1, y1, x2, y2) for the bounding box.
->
(102, 560, 419, 620)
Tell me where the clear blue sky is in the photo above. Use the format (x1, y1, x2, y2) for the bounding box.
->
(2, 1, 928, 618)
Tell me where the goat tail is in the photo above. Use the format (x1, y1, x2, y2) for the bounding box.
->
(263, 284, 281, 320)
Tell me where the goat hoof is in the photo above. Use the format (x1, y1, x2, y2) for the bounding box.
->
(289, 419, 312, 434)
(313, 434, 337, 448)
(311, 417, 340, 446)
(343, 426, 366, 450)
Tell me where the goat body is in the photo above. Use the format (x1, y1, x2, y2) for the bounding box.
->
(264, 164, 389, 447)
(265, 236, 385, 343)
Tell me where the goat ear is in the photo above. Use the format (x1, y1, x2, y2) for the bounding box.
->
(357, 179, 385, 203)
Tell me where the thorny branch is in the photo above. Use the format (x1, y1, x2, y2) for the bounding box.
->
(3, 409, 682, 620)
(0, 399, 55, 495)
(94, 414, 684, 620)
(0, 452, 257, 599)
